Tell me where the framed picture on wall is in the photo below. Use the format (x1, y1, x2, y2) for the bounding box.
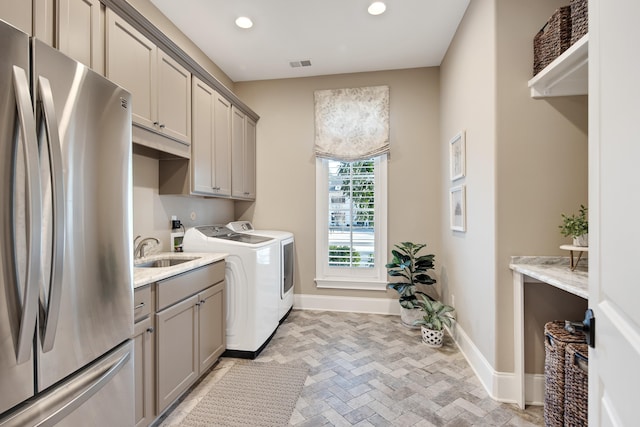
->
(449, 131, 466, 181)
(450, 185, 466, 232)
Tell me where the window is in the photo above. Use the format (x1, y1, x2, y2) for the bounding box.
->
(315, 155, 387, 290)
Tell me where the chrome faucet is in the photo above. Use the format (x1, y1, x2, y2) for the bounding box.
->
(134, 236, 160, 259)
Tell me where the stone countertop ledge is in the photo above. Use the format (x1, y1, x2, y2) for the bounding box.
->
(509, 256, 588, 299)
(133, 252, 227, 289)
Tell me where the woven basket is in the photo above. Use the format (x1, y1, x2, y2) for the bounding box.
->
(570, 0, 588, 45)
(533, 6, 572, 76)
(544, 321, 586, 427)
(565, 343, 589, 426)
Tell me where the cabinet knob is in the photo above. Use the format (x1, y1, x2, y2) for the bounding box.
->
(153, 121, 159, 126)
(195, 302, 201, 306)
(200, 300, 206, 305)
(159, 123, 165, 129)
(146, 327, 154, 334)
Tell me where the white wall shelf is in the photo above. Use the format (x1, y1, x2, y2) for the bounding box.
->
(528, 34, 588, 98)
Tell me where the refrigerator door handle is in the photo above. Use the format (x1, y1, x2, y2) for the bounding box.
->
(11, 65, 42, 364)
(36, 76, 65, 353)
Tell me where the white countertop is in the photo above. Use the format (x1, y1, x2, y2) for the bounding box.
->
(509, 256, 588, 299)
(133, 252, 227, 289)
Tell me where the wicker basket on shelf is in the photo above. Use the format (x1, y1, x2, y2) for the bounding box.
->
(544, 321, 586, 427)
(565, 343, 589, 426)
(533, 6, 572, 76)
(570, 0, 588, 45)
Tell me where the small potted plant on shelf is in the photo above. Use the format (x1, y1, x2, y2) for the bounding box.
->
(559, 204, 589, 247)
(386, 242, 436, 328)
(413, 294, 455, 348)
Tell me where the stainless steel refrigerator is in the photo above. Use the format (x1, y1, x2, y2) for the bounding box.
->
(0, 19, 134, 426)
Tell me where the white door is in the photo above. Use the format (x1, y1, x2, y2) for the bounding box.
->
(588, 1, 640, 425)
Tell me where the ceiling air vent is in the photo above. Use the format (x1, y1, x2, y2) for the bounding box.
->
(289, 59, 312, 68)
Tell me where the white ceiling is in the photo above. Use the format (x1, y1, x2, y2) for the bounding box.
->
(149, 0, 470, 82)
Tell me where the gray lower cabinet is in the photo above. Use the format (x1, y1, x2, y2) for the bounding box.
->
(197, 282, 226, 373)
(133, 316, 154, 427)
(154, 261, 226, 415)
(133, 285, 154, 427)
(156, 294, 199, 413)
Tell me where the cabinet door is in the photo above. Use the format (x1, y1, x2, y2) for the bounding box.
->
(155, 295, 198, 413)
(0, 0, 33, 35)
(157, 50, 191, 144)
(106, 10, 156, 130)
(244, 116, 257, 200)
(57, 0, 102, 71)
(231, 106, 246, 199)
(191, 76, 215, 195)
(213, 92, 232, 196)
(198, 282, 225, 373)
(133, 317, 155, 427)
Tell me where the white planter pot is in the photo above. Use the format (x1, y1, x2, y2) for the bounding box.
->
(400, 307, 422, 329)
(573, 234, 588, 247)
(421, 326, 444, 348)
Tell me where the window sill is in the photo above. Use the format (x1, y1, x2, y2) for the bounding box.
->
(314, 278, 388, 291)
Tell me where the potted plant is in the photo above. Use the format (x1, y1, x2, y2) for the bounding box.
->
(559, 205, 588, 247)
(413, 294, 455, 348)
(386, 242, 436, 328)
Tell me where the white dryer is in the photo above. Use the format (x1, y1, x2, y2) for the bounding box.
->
(182, 225, 280, 358)
(227, 221, 294, 322)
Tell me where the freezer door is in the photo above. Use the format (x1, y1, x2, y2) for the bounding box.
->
(31, 39, 134, 391)
(0, 340, 134, 427)
(0, 20, 37, 415)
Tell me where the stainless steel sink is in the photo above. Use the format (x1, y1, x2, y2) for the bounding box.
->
(135, 257, 199, 268)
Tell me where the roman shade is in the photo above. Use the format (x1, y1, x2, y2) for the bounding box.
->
(313, 85, 389, 161)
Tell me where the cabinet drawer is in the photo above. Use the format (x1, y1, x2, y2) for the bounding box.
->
(134, 285, 152, 322)
(156, 261, 225, 311)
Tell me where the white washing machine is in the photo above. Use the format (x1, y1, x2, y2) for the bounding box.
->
(227, 221, 294, 322)
(182, 225, 280, 358)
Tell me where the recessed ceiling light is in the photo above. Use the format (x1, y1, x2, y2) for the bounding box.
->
(368, 1, 386, 16)
(235, 16, 253, 29)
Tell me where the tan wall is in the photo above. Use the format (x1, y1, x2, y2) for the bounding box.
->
(440, 0, 588, 374)
(494, 0, 588, 372)
(235, 68, 442, 299)
(126, 0, 234, 90)
(440, 0, 498, 367)
(132, 147, 234, 252)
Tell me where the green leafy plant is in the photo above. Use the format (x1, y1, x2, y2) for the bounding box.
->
(559, 205, 588, 238)
(386, 242, 436, 309)
(413, 294, 455, 331)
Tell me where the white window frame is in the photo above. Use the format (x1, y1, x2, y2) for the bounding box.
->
(315, 155, 388, 290)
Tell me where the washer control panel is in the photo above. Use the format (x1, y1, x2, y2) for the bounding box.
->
(227, 221, 254, 232)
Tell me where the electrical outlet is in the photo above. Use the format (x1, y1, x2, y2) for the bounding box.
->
(190, 211, 197, 221)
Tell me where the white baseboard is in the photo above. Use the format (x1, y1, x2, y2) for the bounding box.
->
(294, 293, 401, 315)
(449, 323, 544, 406)
(293, 293, 544, 405)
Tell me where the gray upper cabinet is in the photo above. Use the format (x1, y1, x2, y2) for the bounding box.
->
(106, 10, 191, 147)
(231, 107, 256, 200)
(157, 50, 191, 143)
(106, 10, 156, 129)
(191, 76, 231, 196)
(0, 1, 33, 35)
(57, 0, 103, 72)
(2, 0, 103, 73)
